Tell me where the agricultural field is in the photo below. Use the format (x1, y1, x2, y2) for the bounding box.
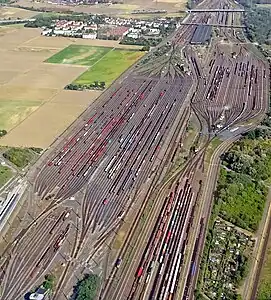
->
(16, 0, 185, 15)
(74, 49, 144, 86)
(0, 7, 39, 20)
(47, 44, 144, 87)
(0, 26, 108, 148)
(0, 100, 41, 131)
(0, 91, 100, 147)
(46, 45, 112, 66)
(119, 12, 185, 19)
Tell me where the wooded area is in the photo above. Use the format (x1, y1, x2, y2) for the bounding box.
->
(244, 7, 271, 45)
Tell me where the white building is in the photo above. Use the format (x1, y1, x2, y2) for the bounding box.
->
(82, 33, 97, 39)
(42, 29, 53, 36)
(127, 32, 139, 39)
(149, 28, 160, 35)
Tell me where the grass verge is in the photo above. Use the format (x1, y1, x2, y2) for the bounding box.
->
(0, 165, 12, 187)
(258, 243, 271, 299)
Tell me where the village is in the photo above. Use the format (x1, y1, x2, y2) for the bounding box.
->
(41, 15, 178, 44)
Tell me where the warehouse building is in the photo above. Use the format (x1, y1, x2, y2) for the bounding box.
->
(190, 25, 212, 45)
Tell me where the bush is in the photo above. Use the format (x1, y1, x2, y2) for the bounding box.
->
(65, 82, 105, 91)
(141, 45, 150, 51)
(0, 129, 7, 137)
(30, 147, 43, 154)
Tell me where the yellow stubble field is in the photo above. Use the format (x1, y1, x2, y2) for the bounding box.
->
(0, 26, 104, 148)
(0, 7, 39, 19)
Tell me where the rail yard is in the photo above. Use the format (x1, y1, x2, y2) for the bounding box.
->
(0, 0, 269, 299)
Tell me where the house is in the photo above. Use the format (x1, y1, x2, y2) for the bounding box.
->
(42, 29, 53, 36)
(83, 33, 97, 39)
(148, 28, 160, 35)
(127, 32, 139, 39)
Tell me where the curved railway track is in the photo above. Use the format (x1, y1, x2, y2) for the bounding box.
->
(0, 0, 269, 298)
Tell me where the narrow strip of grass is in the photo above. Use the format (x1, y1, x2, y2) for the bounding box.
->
(257, 239, 271, 299)
(0, 165, 12, 187)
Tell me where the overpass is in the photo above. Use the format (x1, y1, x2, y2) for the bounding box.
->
(179, 22, 245, 28)
(183, 9, 245, 13)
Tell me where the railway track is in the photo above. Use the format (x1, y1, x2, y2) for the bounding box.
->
(0, 0, 269, 298)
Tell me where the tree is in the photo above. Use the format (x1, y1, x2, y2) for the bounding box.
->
(141, 45, 150, 51)
(43, 274, 55, 290)
(0, 129, 7, 137)
(73, 274, 100, 300)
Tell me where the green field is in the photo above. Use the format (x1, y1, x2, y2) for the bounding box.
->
(0, 165, 12, 187)
(46, 45, 144, 87)
(0, 100, 41, 130)
(74, 50, 144, 86)
(46, 45, 112, 66)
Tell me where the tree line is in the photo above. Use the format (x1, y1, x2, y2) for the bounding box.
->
(65, 81, 106, 91)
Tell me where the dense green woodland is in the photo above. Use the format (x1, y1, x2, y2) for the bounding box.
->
(120, 36, 162, 47)
(216, 167, 267, 231)
(258, 282, 271, 300)
(244, 7, 271, 45)
(236, 0, 271, 45)
(215, 128, 271, 231)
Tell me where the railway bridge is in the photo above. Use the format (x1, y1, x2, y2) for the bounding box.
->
(186, 8, 245, 12)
